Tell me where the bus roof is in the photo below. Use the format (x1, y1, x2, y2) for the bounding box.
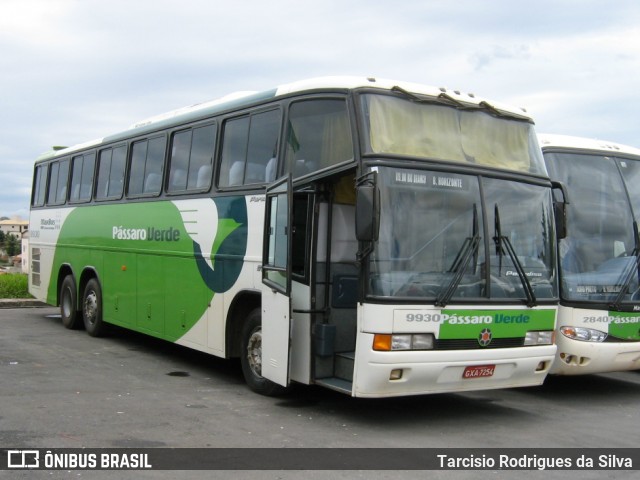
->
(538, 133, 640, 157)
(37, 76, 534, 162)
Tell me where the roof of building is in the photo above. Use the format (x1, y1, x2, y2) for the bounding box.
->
(0, 219, 28, 226)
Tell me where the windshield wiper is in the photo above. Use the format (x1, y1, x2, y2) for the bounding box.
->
(609, 221, 640, 311)
(435, 204, 480, 307)
(493, 204, 537, 307)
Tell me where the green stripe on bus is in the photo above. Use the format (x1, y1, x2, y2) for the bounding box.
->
(439, 309, 556, 340)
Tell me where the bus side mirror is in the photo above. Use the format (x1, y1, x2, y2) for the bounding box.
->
(356, 184, 379, 242)
(552, 181, 569, 240)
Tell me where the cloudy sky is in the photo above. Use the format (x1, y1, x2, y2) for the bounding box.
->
(1, 0, 639, 218)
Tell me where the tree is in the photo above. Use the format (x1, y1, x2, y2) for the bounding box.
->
(6, 234, 19, 257)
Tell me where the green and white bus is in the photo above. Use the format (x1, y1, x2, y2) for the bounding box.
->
(29, 77, 559, 398)
(540, 134, 640, 375)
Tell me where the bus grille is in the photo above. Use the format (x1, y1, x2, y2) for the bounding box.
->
(435, 337, 524, 350)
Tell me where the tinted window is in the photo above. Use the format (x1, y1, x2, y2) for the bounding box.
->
(128, 136, 166, 196)
(168, 124, 216, 193)
(219, 117, 249, 187)
(96, 146, 126, 200)
(219, 109, 280, 187)
(32, 164, 48, 207)
(285, 99, 352, 178)
(47, 158, 70, 205)
(47, 162, 60, 204)
(70, 152, 96, 202)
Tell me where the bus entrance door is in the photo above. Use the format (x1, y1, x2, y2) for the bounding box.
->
(261, 176, 293, 387)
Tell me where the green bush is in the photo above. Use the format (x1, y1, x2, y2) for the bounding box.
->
(0, 273, 31, 299)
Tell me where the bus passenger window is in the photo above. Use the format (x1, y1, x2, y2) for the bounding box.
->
(128, 136, 166, 196)
(32, 164, 48, 207)
(96, 146, 126, 200)
(219, 109, 280, 187)
(246, 109, 280, 184)
(168, 124, 216, 193)
(47, 159, 70, 205)
(285, 99, 353, 178)
(70, 152, 96, 202)
(220, 117, 249, 187)
(169, 130, 191, 192)
(80, 153, 96, 201)
(188, 125, 215, 190)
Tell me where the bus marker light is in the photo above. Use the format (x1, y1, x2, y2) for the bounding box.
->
(390, 369, 403, 380)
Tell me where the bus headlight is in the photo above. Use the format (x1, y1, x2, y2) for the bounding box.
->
(524, 331, 554, 346)
(560, 326, 607, 343)
(373, 334, 435, 351)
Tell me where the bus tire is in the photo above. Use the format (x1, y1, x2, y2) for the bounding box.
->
(240, 308, 286, 396)
(60, 275, 82, 329)
(82, 278, 108, 337)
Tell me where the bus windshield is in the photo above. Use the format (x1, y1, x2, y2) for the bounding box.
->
(367, 166, 557, 303)
(618, 157, 640, 219)
(361, 93, 546, 175)
(545, 152, 639, 304)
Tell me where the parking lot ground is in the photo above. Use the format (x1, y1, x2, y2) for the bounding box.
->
(2, 307, 639, 479)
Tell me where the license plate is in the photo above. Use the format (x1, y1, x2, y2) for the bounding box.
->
(463, 365, 495, 379)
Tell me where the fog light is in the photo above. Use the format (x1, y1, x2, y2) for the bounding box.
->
(390, 369, 403, 380)
(536, 361, 547, 371)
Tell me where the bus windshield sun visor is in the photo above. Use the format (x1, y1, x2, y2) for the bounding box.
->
(390, 86, 524, 120)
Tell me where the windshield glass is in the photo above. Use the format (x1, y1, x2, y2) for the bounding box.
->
(368, 166, 557, 303)
(544, 152, 638, 304)
(618, 156, 640, 218)
(361, 93, 546, 175)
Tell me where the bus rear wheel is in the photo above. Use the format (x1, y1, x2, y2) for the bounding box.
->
(82, 278, 108, 337)
(240, 309, 286, 396)
(60, 275, 82, 329)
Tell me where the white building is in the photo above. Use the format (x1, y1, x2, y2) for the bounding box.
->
(0, 218, 29, 240)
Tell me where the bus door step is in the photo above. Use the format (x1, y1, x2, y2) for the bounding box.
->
(335, 351, 355, 382)
(314, 377, 353, 395)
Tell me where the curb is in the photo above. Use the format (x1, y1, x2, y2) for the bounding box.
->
(0, 299, 49, 308)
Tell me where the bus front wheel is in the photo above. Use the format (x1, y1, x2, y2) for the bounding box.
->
(82, 278, 108, 337)
(60, 275, 82, 329)
(240, 309, 286, 396)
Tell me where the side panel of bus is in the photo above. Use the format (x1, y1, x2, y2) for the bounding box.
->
(29, 195, 258, 358)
